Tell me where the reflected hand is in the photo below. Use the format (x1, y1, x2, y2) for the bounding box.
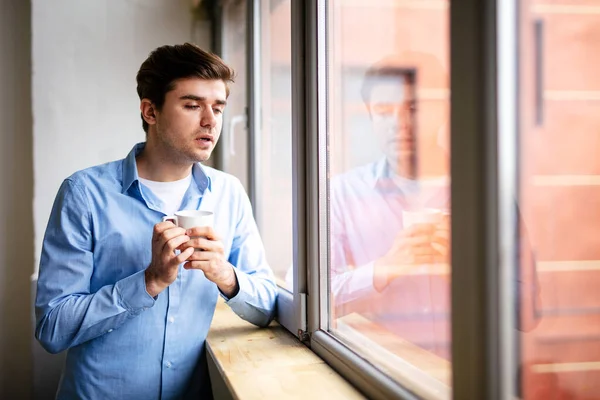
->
(179, 226, 239, 298)
(373, 216, 450, 292)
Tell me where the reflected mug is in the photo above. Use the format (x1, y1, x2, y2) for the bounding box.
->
(402, 208, 443, 229)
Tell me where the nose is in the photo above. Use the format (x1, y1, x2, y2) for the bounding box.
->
(398, 107, 410, 129)
(391, 105, 412, 132)
(200, 107, 217, 129)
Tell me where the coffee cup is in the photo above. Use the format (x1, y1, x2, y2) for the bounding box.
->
(162, 210, 214, 229)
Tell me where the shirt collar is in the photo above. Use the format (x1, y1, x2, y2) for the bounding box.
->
(121, 142, 212, 194)
(372, 157, 391, 189)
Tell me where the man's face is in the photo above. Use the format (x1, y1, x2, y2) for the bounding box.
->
(152, 77, 227, 163)
(368, 75, 416, 178)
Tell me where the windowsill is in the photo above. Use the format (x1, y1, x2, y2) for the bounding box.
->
(206, 298, 364, 399)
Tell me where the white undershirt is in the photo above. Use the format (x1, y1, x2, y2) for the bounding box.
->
(138, 174, 192, 216)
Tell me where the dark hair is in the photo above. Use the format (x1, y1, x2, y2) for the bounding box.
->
(136, 43, 235, 133)
(360, 52, 447, 106)
(360, 67, 416, 106)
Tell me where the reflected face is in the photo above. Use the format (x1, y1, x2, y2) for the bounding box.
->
(368, 75, 416, 178)
(152, 78, 227, 163)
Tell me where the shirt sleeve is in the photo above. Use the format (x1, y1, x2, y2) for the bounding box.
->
(329, 184, 377, 305)
(221, 179, 278, 328)
(35, 179, 156, 354)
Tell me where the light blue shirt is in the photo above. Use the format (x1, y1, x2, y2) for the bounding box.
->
(35, 143, 278, 399)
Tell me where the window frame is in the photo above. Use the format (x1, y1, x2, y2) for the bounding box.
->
(251, 0, 308, 337)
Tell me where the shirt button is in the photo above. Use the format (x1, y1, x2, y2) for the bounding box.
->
(168, 316, 175, 324)
(165, 361, 172, 368)
(108, 329, 113, 333)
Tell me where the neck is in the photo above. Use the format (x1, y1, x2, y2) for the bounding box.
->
(387, 158, 415, 180)
(136, 139, 193, 182)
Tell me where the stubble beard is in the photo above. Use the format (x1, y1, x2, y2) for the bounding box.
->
(157, 127, 215, 165)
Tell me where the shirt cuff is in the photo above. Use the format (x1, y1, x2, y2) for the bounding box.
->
(331, 261, 377, 305)
(352, 261, 377, 294)
(115, 269, 156, 314)
(221, 268, 249, 306)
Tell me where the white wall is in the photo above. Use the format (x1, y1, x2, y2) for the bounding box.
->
(0, 0, 34, 397)
(32, 0, 211, 272)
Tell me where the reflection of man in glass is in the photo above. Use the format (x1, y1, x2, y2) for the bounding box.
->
(366, 67, 418, 180)
(330, 53, 539, 357)
(330, 53, 451, 355)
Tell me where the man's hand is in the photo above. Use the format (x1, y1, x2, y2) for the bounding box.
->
(145, 221, 195, 297)
(373, 215, 450, 292)
(180, 226, 239, 298)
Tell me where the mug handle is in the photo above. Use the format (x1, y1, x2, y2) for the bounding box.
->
(162, 215, 177, 224)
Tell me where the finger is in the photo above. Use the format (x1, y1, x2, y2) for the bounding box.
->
(173, 247, 195, 266)
(431, 242, 450, 257)
(409, 246, 439, 256)
(183, 260, 210, 270)
(186, 226, 218, 240)
(432, 233, 450, 249)
(163, 234, 191, 254)
(434, 226, 450, 240)
(155, 226, 187, 246)
(440, 212, 451, 224)
(412, 254, 444, 264)
(402, 234, 438, 248)
(186, 250, 215, 262)
(405, 223, 437, 237)
(179, 237, 222, 252)
(152, 222, 181, 241)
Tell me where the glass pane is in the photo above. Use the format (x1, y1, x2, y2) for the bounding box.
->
(220, 0, 249, 190)
(257, 0, 293, 290)
(326, 0, 451, 398)
(515, 1, 600, 398)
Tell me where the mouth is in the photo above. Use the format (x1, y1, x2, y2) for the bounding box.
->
(194, 135, 214, 151)
(389, 137, 414, 146)
(195, 135, 214, 144)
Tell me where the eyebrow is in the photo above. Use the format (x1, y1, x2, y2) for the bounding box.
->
(179, 94, 227, 106)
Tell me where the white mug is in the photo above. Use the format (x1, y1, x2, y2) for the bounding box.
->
(162, 210, 214, 229)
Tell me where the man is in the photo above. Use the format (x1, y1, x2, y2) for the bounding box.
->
(35, 43, 277, 399)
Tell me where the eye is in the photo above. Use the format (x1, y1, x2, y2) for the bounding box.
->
(372, 103, 395, 115)
(213, 108, 224, 115)
(184, 105, 200, 110)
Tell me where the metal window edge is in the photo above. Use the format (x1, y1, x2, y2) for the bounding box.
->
(311, 330, 420, 400)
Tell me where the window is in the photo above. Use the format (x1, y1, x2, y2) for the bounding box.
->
(325, 1, 451, 398)
(255, 0, 293, 291)
(217, 0, 294, 293)
(215, 0, 600, 398)
(510, 0, 600, 397)
(218, 0, 249, 191)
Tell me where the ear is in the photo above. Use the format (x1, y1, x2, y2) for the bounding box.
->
(140, 99, 157, 128)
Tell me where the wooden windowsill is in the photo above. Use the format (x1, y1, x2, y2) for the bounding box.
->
(206, 298, 364, 399)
